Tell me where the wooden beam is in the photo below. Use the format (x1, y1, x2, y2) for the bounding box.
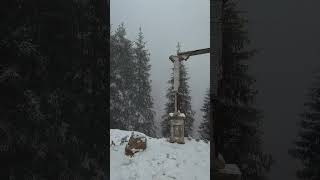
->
(177, 48, 210, 57)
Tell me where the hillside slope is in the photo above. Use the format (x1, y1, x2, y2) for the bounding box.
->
(110, 129, 210, 180)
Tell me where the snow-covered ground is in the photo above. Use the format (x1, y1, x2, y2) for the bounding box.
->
(110, 129, 210, 180)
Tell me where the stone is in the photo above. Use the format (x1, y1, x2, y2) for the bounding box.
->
(169, 111, 185, 144)
(125, 133, 147, 156)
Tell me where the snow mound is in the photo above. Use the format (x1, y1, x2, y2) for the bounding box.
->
(110, 129, 146, 145)
(110, 129, 210, 180)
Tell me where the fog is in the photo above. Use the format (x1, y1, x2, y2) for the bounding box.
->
(239, 1, 320, 179)
(111, 0, 210, 137)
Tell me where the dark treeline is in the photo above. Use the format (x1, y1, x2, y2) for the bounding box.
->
(0, 0, 108, 179)
(199, 0, 274, 179)
(289, 72, 320, 179)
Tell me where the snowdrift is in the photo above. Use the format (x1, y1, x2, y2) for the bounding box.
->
(110, 129, 210, 180)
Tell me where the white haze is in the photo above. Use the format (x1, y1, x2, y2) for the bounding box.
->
(111, 0, 210, 137)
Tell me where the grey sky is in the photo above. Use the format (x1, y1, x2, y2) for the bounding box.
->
(239, 0, 320, 179)
(111, 0, 210, 137)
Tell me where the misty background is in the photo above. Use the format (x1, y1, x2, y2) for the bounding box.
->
(239, 1, 320, 180)
(111, 0, 210, 138)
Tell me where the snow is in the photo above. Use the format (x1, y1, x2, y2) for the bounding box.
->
(110, 129, 210, 180)
(178, 113, 185, 118)
(132, 133, 146, 139)
(116, 74, 121, 79)
(168, 112, 185, 118)
(110, 129, 146, 146)
(217, 164, 241, 175)
(110, 82, 116, 88)
(118, 90, 124, 100)
(131, 148, 144, 153)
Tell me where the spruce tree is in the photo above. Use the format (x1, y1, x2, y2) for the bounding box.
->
(214, 0, 273, 179)
(110, 25, 124, 129)
(289, 74, 320, 180)
(199, 89, 210, 140)
(161, 42, 195, 137)
(132, 27, 155, 136)
(110, 25, 156, 136)
(110, 23, 136, 131)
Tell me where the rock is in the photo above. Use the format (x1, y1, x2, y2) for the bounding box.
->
(125, 133, 147, 156)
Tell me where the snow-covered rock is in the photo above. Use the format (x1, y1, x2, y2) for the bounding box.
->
(110, 129, 210, 180)
(125, 132, 147, 156)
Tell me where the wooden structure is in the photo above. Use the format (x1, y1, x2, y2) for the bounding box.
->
(168, 48, 211, 144)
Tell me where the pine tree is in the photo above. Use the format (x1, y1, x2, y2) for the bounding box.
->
(289, 74, 320, 180)
(110, 23, 136, 131)
(161, 42, 195, 137)
(110, 25, 156, 136)
(199, 89, 210, 140)
(132, 27, 155, 136)
(214, 0, 273, 179)
(110, 25, 125, 129)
